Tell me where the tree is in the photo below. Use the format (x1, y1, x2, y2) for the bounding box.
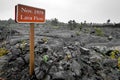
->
(84, 20, 86, 24)
(68, 20, 77, 30)
(107, 19, 110, 23)
(51, 18, 59, 26)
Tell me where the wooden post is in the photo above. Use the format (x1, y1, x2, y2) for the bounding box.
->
(29, 23, 35, 76)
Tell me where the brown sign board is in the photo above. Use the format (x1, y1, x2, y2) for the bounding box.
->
(15, 4, 45, 23)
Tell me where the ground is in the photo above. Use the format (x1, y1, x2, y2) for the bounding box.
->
(0, 23, 120, 80)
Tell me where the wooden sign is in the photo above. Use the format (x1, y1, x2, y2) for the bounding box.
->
(15, 4, 45, 23)
(15, 4, 45, 76)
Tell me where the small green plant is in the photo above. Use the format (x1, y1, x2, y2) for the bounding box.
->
(20, 40, 27, 50)
(43, 55, 49, 63)
(41, 37, 48, 43)
(84, 28, 89, 33)
(79, 24, 83, 31)
(110, 50, 120, 59)
(76, 31, 81, 36)
(94, 27, 104, 36)
(109, 50, 120, 70)
(52, 26, 59, 29)
(18, 40, 28, 55)
(0, 48, 9, 57)
(68, 20, 77, 30)
(118, 57, 120, 70)
(105, 49, 120, 70)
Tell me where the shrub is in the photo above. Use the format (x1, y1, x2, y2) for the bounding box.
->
(84, 28, 89, 33)
(76, 31, 81, 36)
(94, 27, 104, 36)
(20, 40, 27, 50)
(68, 20, 77, 30)
(110, 50, 119, 59)
(51, 18, 59, 26)
(52, 26, 59, 29)
(109, 50, 120, 70)
(0, 48, 9, 57)
(79, 24, 83, 31)
(41, 37, 48, 43)
(118, 57, 120, 70)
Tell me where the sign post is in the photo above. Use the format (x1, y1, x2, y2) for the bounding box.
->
(30, 23, 34, 76)
(15, 4, 45, 76)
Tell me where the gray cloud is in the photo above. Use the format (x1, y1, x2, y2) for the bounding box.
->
(0, 0, 120, 23)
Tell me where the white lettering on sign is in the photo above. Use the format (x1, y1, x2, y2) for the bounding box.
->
(34, 10, 44, 15)
(20, 8, 44, 21)
(21, 7, 32, 14)
(34, 16, 43, 20)
(20, 15, 32, 20)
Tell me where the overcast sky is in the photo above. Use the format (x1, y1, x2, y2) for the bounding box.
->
(0, 0, 120, 23)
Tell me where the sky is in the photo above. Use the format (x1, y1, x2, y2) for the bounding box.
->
(0, 0, 120, 23)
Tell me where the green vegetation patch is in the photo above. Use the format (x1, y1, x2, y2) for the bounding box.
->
(110, 50, 120, 59)
(76, 31, 81, 36)
(0, 48, 9, 57)
(94, 27, 104, 36)
(52, 26, 59, 29)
